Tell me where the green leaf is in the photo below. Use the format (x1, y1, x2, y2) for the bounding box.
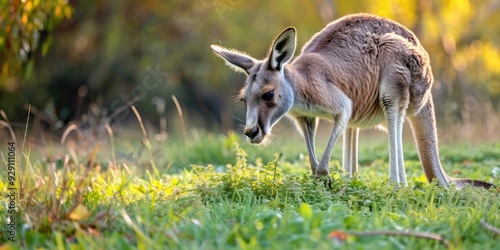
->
(298, 203, 313, 220)
(41, 35, 53, 56)
(24, 59, 34, 80)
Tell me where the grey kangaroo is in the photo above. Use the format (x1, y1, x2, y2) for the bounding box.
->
(211, 13, 495, 189)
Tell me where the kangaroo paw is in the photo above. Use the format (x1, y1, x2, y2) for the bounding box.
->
(315, 170, 332, 189)
(325, 177, 332, 189)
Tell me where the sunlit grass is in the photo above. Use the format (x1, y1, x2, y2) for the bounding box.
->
(0, 128, 499, 249)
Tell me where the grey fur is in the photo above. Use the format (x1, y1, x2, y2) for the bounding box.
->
(211, 13, 495, 189)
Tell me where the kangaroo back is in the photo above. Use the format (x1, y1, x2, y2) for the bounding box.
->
(302, 14, 419, 54)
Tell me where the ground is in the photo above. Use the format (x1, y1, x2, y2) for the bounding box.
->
(0, 130, 499, 249)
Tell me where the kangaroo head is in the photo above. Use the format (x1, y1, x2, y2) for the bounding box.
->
(211, 27, 297, 144)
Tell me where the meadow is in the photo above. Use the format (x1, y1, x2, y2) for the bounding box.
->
(0, 115, 499, 250)
(2, 1, 500, 249)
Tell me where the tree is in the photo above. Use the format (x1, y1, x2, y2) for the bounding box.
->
(0, 0, 72, 88)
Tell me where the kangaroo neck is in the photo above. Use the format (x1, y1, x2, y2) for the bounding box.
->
(283, 64, 309, 105)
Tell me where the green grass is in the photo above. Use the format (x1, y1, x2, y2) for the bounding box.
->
(1, 130, 499, 250)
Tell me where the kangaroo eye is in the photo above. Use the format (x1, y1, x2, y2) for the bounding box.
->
(262, 91, 274, 101)
(240, 98, 246, 105)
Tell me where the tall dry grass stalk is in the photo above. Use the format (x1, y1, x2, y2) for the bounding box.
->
(131, 105, 159, 177)
(18, 104, 32, 201)
(105, 123, 116, 167)
(172, 95, 187, 143)
(0, 109, 17, 144)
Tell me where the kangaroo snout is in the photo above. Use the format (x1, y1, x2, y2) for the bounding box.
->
(244, 125, 267, 144)
(244, 126, 260, 139)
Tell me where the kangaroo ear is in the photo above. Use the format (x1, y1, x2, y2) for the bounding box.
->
(269, 27, 296, 71)
(211, 45, 256, 74)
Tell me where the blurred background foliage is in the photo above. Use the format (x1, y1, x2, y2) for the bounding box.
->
(1, 0, 72, 80)
(1, 0, 499, 142)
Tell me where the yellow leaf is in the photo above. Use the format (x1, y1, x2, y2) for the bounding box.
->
(25, 1, 33, 12)
(55, 5, 62, 18)
(21, 13, 28, 25)
(63, 5, 72, 19)
(68, 204, 91, 221)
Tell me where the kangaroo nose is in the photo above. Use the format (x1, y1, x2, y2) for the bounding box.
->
(244, 126, 259, 139)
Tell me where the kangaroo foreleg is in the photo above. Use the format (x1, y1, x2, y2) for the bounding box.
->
(298, 117, 320, 174)
(316, 111, 351, 178)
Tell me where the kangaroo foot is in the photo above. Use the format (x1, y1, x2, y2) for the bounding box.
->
(315, 168, 332, 189)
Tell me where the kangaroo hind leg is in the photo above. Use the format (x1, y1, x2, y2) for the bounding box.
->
(342, 127, 359, 177)
(383, 102, 407, 186)
(381, 82, 409, 187)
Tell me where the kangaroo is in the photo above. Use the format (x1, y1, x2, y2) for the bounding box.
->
(211, 13, 495, 189)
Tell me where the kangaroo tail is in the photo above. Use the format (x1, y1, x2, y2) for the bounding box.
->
(408, 98, 496, 189)
(452, 178, 496, 189)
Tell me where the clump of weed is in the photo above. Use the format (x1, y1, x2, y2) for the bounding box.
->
(187, 144, 391, 213)
(190, 144, 284, 203)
